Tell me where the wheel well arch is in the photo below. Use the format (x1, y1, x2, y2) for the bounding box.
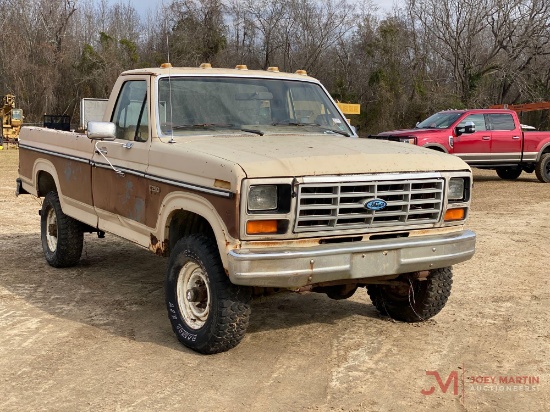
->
(155, 193, 234, 268)
(37, 171, 57, 197)
(166, 210, 216, 255)
(32, 159, 61, 198)
(536, 143, 550, 161)
(423, 144, 448, 153)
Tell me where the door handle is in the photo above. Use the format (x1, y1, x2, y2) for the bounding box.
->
(512, 136, 520, 140)
(482, 136, 491, 141)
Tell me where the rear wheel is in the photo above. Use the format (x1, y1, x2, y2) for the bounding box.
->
(40, 191, 83, 267)
(535, 153, 550, 183)
(165, 234, 252, 354)
(366, 267, 452, 322)
(496, 166, 522, 180)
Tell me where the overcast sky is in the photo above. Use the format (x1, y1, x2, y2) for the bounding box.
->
(113, 0, 403, 18)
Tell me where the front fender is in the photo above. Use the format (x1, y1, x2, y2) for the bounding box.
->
(422, 143, 449, 153)
(155, 191, 238, 269)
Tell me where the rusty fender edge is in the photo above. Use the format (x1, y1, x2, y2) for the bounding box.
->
(227, 230, 476, 288)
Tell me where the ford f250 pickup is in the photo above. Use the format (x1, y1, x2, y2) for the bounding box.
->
(369, 109, 550, 182)
(16, 64, 476, 354)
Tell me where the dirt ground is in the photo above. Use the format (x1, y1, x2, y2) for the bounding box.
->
(1, 149, 548, 411)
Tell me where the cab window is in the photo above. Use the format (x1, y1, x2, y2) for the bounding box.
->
(111, 80, 148, 141)
(488, 114, 515, 131)
(458, 114, 487, 131)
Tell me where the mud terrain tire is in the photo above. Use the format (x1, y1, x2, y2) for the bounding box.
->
(40, 191, 84, 267)
(366, 267, 453, 322)
(165, 234, 252, 354)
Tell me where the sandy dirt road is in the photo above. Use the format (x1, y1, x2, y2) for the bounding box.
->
(1, 149, 548, 411)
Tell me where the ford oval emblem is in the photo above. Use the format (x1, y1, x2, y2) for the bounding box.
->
(365, 199, 387, 211)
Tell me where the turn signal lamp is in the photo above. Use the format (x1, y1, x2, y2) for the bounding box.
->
(160, 63, 172, 69)
(247, 220, 278, 234)
(444, 208, 465, 222)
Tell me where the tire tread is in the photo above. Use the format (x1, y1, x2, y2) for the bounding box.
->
(367, 267, 453, 322)
(166, 234, 251, 354)
(41, 191, 83, 268)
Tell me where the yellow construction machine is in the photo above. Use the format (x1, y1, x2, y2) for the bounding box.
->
(1, 94, 23, 149)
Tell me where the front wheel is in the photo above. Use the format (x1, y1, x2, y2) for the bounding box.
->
(496, 166, 522, 180)
(366, 267, 453, 322)
(165, 234, 252, 354)
(535, 153, 550, 183)
(40, 191, 84, 267)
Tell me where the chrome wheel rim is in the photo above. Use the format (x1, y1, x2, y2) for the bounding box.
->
(176, 261, 211, 330)
(46, 208, 58, 252)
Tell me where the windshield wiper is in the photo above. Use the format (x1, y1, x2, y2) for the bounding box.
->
(272, 121, 350, 137)
(272, 121, 319, 126)
(240, 128, 264, 136)
(321, 128, 350, 137)
(172, 123, 236, 130)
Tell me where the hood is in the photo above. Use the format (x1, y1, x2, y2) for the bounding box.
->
(174, 133, 469, 178)
(376, 128, 447, 137)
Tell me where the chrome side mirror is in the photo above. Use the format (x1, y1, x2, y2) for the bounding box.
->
(463, 121, 476, 134)
(87, 121, 116, 140)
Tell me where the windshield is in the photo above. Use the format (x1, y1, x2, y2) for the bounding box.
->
(157, 76, 351, 137)
(416, 112, 462, 129)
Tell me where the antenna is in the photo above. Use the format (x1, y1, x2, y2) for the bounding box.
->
(166, 33, 170, 64)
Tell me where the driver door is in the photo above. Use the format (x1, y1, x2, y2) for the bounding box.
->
(91, 78, 152, 243)
(451, 114, 490, 164)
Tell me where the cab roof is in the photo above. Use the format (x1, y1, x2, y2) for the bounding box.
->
(121, 64, 318, 82)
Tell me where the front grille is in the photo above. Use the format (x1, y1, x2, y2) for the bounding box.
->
(295, 178, 444, 232)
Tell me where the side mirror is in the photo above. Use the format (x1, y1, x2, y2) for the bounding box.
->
(87, 121, 116, 140)
(455, 121, 476, 136)
(464, 121, 476, 134)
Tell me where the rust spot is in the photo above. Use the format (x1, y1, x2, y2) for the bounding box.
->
(214, 179, 231, 190)
(150, 234, 168, 256)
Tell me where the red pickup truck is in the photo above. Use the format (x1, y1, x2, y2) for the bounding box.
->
(369, 109, 550, 182)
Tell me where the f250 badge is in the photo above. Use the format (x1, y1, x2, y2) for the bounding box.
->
(365, 199, 387, 211)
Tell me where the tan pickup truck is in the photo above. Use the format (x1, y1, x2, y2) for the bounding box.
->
(16, 64, 476, 354)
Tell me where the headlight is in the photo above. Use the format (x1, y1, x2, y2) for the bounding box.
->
(399, 137, 416, 144)
(248, 185, 278, 211)
(448, 178, 465, 200)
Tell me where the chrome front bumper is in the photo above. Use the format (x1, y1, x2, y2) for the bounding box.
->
(227, 230, 476, 288)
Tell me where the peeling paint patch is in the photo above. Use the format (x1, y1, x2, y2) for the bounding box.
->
(150, 234, 168, 256)
(128, 198, 145, 223)
(214, 179, 231, 190)
(124, 181, 134, 203)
